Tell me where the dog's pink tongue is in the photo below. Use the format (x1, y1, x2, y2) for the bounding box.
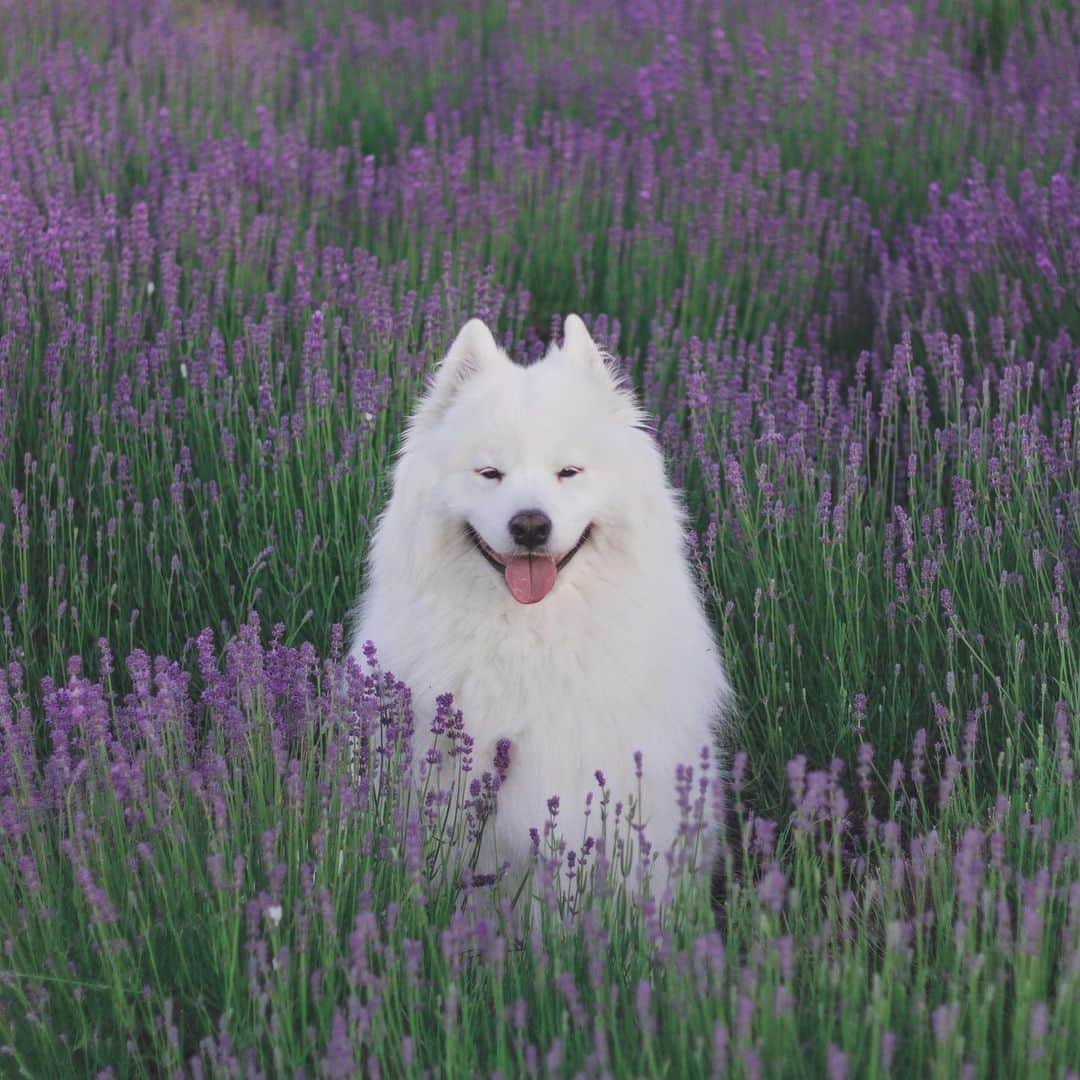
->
(505, 555, 557, 604)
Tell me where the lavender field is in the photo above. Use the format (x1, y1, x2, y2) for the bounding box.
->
(0, 0, 1078, 1075)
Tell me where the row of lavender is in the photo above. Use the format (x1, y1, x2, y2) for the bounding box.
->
(1, 0, 1078, 1073)
(0, 1, 1074, 690)
(2, 618, 1075, 1074)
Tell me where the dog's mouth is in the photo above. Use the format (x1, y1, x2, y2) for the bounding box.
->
(465, 523, 593, 605)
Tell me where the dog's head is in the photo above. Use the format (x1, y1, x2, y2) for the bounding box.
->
(399, 315, 670, 605)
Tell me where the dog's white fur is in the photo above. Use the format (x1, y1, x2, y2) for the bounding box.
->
(350, 315, 731, 895)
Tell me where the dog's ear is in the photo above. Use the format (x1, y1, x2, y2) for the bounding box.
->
(413, 318, 503, 429)
(562, 314, 643, 426)
(563, 314, 604, 370)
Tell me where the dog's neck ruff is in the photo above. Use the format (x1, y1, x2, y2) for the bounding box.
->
(465, 523, 593, 603)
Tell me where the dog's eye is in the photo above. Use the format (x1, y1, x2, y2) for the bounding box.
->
(557, 466, 582, 479)
(476, 467, 504, 481)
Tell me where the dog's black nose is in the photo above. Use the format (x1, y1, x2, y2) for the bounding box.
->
(509, 510, 551, 550)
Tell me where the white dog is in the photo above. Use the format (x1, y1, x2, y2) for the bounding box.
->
(350, 315, 731, 903)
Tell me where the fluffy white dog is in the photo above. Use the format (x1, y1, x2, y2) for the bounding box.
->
(350, 315, 731, 902)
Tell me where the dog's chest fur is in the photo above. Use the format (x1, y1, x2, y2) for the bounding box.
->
(354, 533, 726, 879)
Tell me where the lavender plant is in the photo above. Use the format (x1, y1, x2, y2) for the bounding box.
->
(1, 0, 1077, 1075)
